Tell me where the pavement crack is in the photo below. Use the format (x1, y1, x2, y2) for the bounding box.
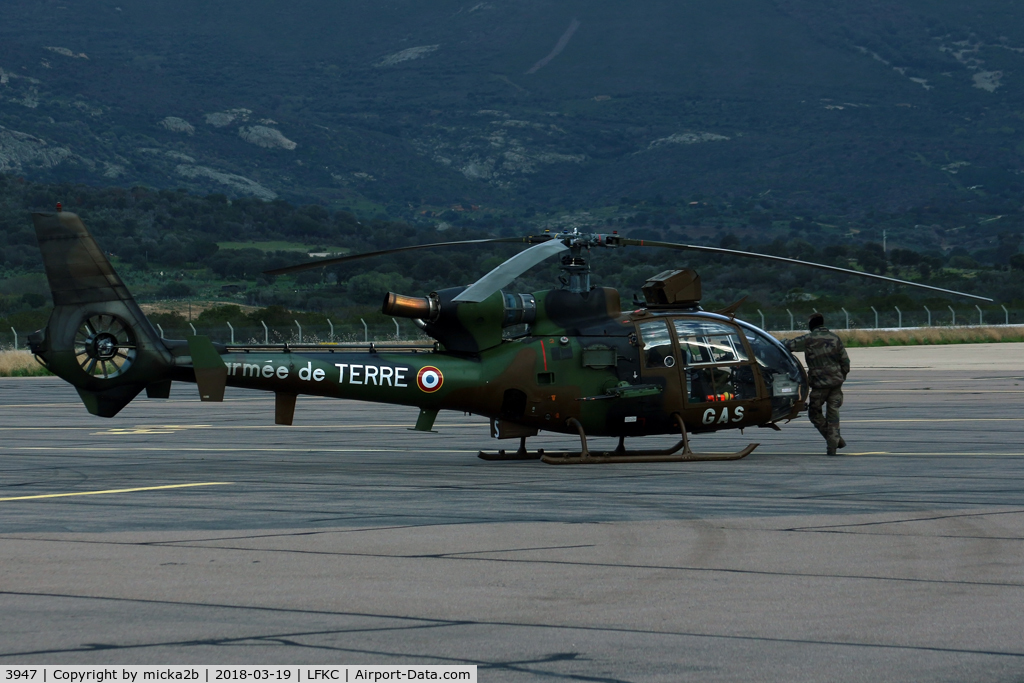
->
(2, 589, 1023, 662)
(789, 508, 1024, 531)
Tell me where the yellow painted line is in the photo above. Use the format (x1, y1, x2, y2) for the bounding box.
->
(855, 390, 1024, 394)
(4, 445, 1020, 457)
(0, 398, 275, 408)
(2, 447, 488, 456)
(0, 427, 87, 431)
(854, 377, 1024, 383)
(845, 418, 1024, 423)
(0, 403, 89, 408)
(0, 482, 233, 502)
(90, 424, 212, 435)
(840, 452, 1024, 456)
(1, 446, 1020, 459)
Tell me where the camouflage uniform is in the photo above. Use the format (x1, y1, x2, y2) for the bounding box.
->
(785, 327, 850, 454)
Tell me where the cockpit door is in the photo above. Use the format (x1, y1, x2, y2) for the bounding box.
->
(635, 318, 684, 415)
(672, 318, 763, 426)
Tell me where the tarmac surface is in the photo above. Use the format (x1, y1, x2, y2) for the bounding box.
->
(1, 342, 1023, 681)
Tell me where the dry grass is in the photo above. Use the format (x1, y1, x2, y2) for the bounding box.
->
(774, 326, 1024, 347)
(139, 300, 259, 316)
(0, 350, 51, 377)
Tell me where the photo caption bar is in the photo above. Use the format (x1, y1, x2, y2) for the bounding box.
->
(0, 667, 476, 683)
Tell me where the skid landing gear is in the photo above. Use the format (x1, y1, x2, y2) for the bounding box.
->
(478, 436, 543, 461)
(480, 414, 758, 465)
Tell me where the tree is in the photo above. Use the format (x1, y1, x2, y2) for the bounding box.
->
(719, 233, 740, 249)
(347, 272, 413, 304)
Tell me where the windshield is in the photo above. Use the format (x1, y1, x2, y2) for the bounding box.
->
(736, 319, 806, 421)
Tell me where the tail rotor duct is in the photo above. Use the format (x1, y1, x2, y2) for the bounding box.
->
(74, 314, 137, 379)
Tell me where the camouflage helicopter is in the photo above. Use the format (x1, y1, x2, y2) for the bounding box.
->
(27, 209, 991, 464)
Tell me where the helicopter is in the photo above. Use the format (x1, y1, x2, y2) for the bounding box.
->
(26, 208, 992, 465)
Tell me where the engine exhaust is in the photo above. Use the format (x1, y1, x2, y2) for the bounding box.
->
(382, 292, 439, 321)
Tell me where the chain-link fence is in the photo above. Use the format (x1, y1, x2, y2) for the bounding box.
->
(749, 305, 1023, 332)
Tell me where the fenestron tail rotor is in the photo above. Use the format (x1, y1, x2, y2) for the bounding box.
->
(74, 314, 137, 379)
(31, 210, 181, 418)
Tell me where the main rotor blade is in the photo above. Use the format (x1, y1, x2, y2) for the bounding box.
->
(264, 235, 550, 276)
(621, 239, 994, 303)
(453, 239, 570, 303)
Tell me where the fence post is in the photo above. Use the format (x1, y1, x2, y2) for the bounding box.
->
(294, 319, 302, 344)
(361, 318, 369, 342)
(227, 322, 235, 344)
(10, 327, 17, 351)
(757, 309, 765, 329)
(976, 305, 983, 326)
(157, 324, 165, 338)
(786, 309, 794, 331)
(261, 320, 269, 344)
(871, 306, 879, 329)
(393, 318, 400, 340)
(189, 323, 197, 336)
(327, 319, 334, 343)
(924, 306, 931, 327)
(895, 306, 902, 328)
(948, 306, 955, 326)
(841, 307, 849, 330)
(1002, 304, 1009, 326)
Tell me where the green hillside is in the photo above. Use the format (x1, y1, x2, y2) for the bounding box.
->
(1, 177, 1022, 343)
(1, 0, 1023, 221)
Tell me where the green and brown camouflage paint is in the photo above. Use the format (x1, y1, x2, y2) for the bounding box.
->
(28, 211, 808, 440)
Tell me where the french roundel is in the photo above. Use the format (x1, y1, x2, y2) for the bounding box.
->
(416, 366, 444, 393)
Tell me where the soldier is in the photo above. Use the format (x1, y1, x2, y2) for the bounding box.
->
(785, 313, 850, 455)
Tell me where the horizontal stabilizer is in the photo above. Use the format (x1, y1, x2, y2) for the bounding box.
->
(187, 336, 227, 402)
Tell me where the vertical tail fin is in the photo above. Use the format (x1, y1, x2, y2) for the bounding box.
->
(34, 210, 137, 306)
(30, 211, 173, 417)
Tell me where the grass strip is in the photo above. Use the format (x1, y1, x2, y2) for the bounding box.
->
(0, 351, 53, 377)
(774, 326, 1024, 347)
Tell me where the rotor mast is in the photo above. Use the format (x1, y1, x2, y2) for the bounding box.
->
(557, 231, 600, 293)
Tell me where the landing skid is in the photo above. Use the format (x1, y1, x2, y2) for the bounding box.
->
(477, 414, 758, 465)
(477, 437, 543, 461)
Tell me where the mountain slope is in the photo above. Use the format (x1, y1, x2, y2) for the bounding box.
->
(1, 0, 1022, 218)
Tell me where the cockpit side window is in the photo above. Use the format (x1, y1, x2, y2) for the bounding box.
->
(673, 319, 756, 403)
(673, 320, 749, 366)
(638, 320, 676, 368)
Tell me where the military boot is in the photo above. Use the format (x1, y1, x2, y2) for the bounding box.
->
(826, 425, 841, 455)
